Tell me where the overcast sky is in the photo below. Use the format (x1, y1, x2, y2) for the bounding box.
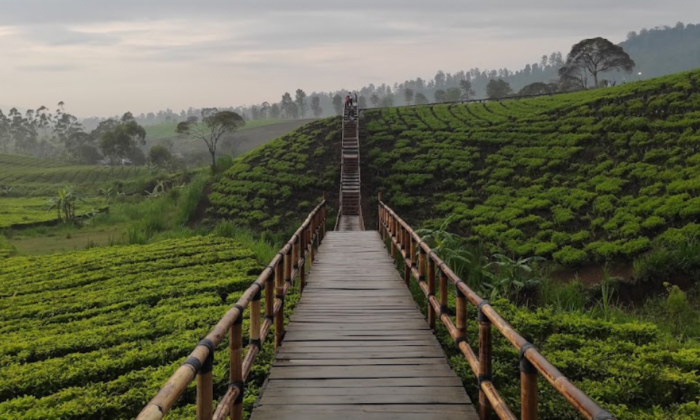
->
(0, 1, 697, 117)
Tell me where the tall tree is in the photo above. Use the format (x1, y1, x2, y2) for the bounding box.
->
(281, 92, 294, 119)
(176, 109, 245, 172)
(486, 79, 513, 99)
(434, 89, 447, 103)
(560, 37, 635, 87)
(459, 79, 475, 100)
(295, 89, 307, 118)
(310, 96, 323, 118)
(270, 104, 281, 119)
(445, 87, 461, 102)
(370, 94, 380, 107)
(404, 88, 415, 105)
(358, 96, 367, 109)
(332, 94, 343, 116)
(99, 112, 146, 165)
(414, 93, 429, 105)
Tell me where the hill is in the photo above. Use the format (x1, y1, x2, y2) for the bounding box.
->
(212, 69, 700, 283)
(143, 119, 316, 157)
(0, 154, 148, 196)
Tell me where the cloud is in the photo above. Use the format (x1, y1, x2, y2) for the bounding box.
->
(16, 64, 80, 72)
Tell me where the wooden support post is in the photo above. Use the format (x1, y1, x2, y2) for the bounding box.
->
(274, 260, 285, 351)
(521, 353, 538, 420)
(196, 346, 214, 420)
(230, 311, 243, 420)
(403, 230, 411, 285)
(455, 283, 466, 340)
(299, 231, 306, 293)
(426, 254, 435, 329)
(309, 224, 315, 262)
(250, 287, 262, 352)
(264, 268, 274, 330)
(321, 195, 327, 239)
(284, 246, 292, 288)
(479, 302, 493, 420)
(378, 192, 383, 232)
(390, 217, 396, 258)
(292, 235, 299, 281)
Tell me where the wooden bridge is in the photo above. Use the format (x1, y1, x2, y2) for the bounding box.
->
(136, 105, 616, 420)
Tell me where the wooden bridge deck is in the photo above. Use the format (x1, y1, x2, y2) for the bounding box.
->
(250, 231, 477, 420)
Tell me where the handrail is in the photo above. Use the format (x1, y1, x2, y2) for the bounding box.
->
(135, 199, 328, 420)
(378, 194, 615, 420)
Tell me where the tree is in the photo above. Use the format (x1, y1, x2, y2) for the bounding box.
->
(176, 109, 245, 172)
(518, 82, 555, 96)
(445, 87, 461, 102)
(99, 113, 146, 165)
(148, 144, 172, 168)
(486, 79, 513, 99)
(270, 104, 281, 119)
(310, 96, 323, 118)
(281, 92, 293, 119)
(560, 37, 635, 88)
(404, 88, 415, 105)
(332, 94, 343, 116)
(379, 95, 395, 108)
(459, 79, 475, 100)
(434, 89, 447, 103)
(414, 93, 429, 105)
(358, 96, 367, 109)
(295, 89, 307, 118)
(370, 94, 380, 107)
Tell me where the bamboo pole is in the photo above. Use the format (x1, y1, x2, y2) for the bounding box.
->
(521, 354, 538, 420)
(292, 235, 299, 281)
(427, 255, 435, 329)
(299, 230, 307, 292)
(196, 346, 214, 420)
(479, 303, 493, 420)
(274, 260, 285, 350)
(455, 279, 466, 341)
(284, 246, 292, 288)
(230, 314, 243, 420)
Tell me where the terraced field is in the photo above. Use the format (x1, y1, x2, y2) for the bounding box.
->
(0, 236, 280, 420)
(0, 197, 101, 228)
(0, 154, 147, 194)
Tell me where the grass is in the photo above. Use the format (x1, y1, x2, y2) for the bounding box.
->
(144, 119, 289, 142)
(0, 197, 104, 228)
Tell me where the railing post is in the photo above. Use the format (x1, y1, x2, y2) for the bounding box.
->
(251, 286, 262, 352)
(455, 282, 466, 341)
(196, 344, 214, 420)
(274, 259, 285, 350)
(230, 312, 243, 420)
(299, 230, 307, 293)
(478, 301, 493, 420)
(284, 245, 293, 290)
(403, 229, 411, 285)
(426, 252, 435, 329)
(321, 196, 327, 240)
(308, 223, 315, 262)
(390, 216, 396, 258)
(265, 268, 274, 334)
(292, 235, 299, 282)
(378, 192, 383, 233)
(521, 350, 538, 420)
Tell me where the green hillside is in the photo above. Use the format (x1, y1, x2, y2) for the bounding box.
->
(0, 154, 148, 195)
(213, 69, 700, 274)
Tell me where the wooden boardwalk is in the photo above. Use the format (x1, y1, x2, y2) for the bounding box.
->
(250, 231, 477, 420)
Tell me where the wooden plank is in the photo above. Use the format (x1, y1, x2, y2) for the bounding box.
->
(250, 231, 476, 420)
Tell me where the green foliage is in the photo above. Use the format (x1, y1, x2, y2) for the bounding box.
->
(0, 237, 283, 420)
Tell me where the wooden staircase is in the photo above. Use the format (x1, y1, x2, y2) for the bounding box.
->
(338, 106, 363, 230)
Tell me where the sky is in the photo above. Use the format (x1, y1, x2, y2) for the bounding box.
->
(0, 1, 698, 117)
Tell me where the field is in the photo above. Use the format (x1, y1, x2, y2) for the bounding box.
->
(0, 197, 103, 228)
(0, 236, 282, 420)
(207, 69, 700, 419)
(0, 154, 148, 196)
(208, 118, 340, 229)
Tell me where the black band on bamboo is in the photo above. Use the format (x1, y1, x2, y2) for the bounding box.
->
(250, 338, 261, 349)
(182, 356, 202, 373)
(275, 294, 285, 303)
(455, 336, 466, 348)
(230, 381, 245, 404)
(198, 339, 215, 373)
(477, 374, 491, 386)
(519, 342, 537, 373)
(253, 288, 262, 301)
(593, 410, 615, 420)
(428, 250, 436, 259)
(199, 339, 215, 354)
(440, 305, 449, 315)
(477, 300, 490, 322)
(455, 286, 465, 298)
(265, 315, 273, 321)
(234, 304, 245, 317)
(427, 292, 434, 298)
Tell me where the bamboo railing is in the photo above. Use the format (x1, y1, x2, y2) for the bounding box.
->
(135, 199, 327, 420)
(378, 194, 616, 420)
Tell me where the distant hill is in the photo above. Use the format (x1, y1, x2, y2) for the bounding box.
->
(620, 23, 700, 79)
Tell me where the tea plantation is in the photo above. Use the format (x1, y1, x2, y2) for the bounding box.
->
(0, 236, 281, 420)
